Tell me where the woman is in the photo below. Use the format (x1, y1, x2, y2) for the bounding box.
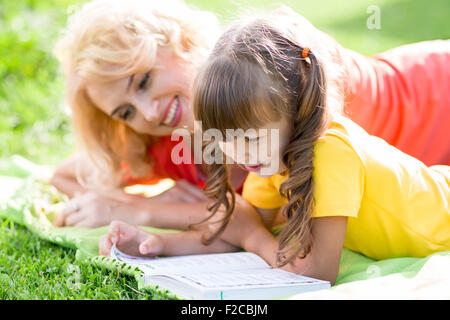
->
(52, 1, 449, 231)
(51, 0, 250, 233)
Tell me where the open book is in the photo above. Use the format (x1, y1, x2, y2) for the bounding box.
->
(110, 245, 330, 300)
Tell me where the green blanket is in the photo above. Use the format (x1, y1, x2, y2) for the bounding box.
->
(1, 156, 448, 299)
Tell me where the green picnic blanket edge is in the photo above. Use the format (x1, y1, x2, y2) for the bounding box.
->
(1, 155, 448, 298)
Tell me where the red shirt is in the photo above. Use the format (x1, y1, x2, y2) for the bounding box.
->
(122, 136, 247, 193)
(271, 7, 449, 165)
(122, 136, 205, 188)
(343, 40, 450, 166)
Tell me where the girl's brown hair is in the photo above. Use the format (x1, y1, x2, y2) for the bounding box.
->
(193, 16, 334, 266)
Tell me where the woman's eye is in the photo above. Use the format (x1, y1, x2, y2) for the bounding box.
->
(119, 104, 136, 121)
(138, 71, 151, 91)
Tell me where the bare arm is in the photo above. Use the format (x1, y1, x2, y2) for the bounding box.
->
(99, 220, 239, 257)
(212, 203, 347, 285)
(54, 191, 212, 229)
(244, 212, 347, 285)
(50, 154, 89, 197)
(51, 154, 214, 228)
(106, 200, 347, 284)
(258, 207, 280, 229)
(51, 154, 209, 202)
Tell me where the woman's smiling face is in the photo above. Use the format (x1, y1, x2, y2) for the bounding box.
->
(86, 47, 196, 137)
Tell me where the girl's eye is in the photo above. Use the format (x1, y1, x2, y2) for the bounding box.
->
(245, 136, 260, 143)
(138, 71, 151, 91)
(119, 104, 136, 121)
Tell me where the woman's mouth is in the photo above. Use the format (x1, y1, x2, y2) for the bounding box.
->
(161, 96, 182, 127)
(244, 164, 263, 172)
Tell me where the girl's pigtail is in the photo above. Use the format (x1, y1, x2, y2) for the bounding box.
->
(277, 49, 329, 266)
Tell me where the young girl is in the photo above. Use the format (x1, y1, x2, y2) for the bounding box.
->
(190, 16, 450, 283)
(51, 0, 247, 232)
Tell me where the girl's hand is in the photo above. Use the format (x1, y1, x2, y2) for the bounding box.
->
(99, 220, 239, 257)
(99, 220, 164, 257)
(53, 191, 148, 228)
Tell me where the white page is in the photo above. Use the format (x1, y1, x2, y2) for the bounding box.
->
(167, 268, 328, 289)
(110, 244, 269, 275)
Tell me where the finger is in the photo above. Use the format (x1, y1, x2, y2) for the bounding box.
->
(99, 235, 113, 256)
(53, 209, 70, 227)
(53, 212, 64, 227)
(60, 199, 81, 216)
(54, 200, 79, 227)
(64, 211, 86, 226)
(139, 234, 164, 256)
(108, 220, 137, 245)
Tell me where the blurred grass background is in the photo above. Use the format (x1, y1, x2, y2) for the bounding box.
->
(0, 0, 449, 299)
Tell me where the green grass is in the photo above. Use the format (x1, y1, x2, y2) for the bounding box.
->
(0, 219, 172, 299)
(0, 0, 449, 299)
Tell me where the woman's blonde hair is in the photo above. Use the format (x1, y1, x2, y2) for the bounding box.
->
(193, 13, 347, 266)
(54, 0, 220, 189)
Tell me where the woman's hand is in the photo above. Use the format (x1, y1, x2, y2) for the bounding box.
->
(53, 190, 148, 228)
(99, 220, 239, 257)
(152, 179, 209, 203)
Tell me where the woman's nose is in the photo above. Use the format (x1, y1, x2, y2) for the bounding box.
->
(138, 100, 160, 123)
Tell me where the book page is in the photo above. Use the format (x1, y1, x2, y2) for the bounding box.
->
(110, 244, 269, 275)
(168, 268, 328, 289)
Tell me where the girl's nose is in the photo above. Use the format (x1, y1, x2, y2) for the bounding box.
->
(138, 100, 160, 123)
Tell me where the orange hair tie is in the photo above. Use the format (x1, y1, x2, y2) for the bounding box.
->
(302, 47, 310, 58)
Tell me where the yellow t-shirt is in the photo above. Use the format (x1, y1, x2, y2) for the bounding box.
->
(242, 116, 450, 260)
